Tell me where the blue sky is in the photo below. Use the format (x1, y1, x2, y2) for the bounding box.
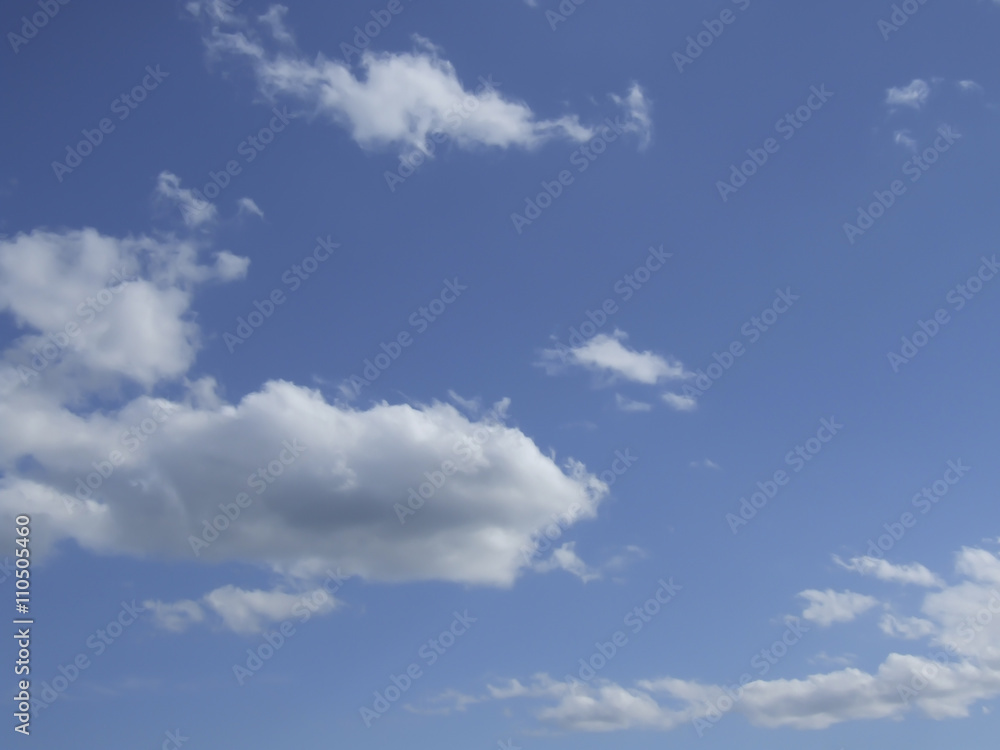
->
(2, 0, 1000, 747)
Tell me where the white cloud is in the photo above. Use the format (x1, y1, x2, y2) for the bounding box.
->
(885, 79, 931, 109)
(446, 389, 481, 413)
(834, 555, 944, 587)
(155, 171, 217, 228)
(214, 250, 251, 280)
(957, 80, 983, 93)
(799, 589, 879, 626)
(237, 197, 265, 219)
(661, 392, 697, 412)
(689, 458, 720, 470)
(615, 393, 651, 413)
(147, 584, 337, 634)
(894, 129, 917, 150)
(488, 675, 692, 731)
(922, 583, 1000, 662)
(257, 4, 294, 44)
(203, 585, 335, 634)
(880, 613, 937, 640)
(540, 330, 690, 385)
(0, 217, 609, 590)
(484, 544, 1000, 733)
(486, 651, 1000, 732)
(734, 656, 1000, 727)
(808, 651, 856, 667)
(144, 599, 205, 632)
(188, 2, 648, 157)
(0, 227, 246, 395)
(611, 84, 652, 149)
(186, 0, 242, 24)
(0, 383, 607, 587)
(532, 542, 600, 583)
(955, 547, 1000, 584)
(405, 689, 482, 716)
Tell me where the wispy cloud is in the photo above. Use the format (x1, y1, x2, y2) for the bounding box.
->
(615, 393, 652, 412)
(540, 330, 691, 385)
(885, 79, 931, 109)
(155, 171, 217, 227)
(237, 197, 265, 219)
(834, 555, 944, 587)
(661, 392, 698, 412)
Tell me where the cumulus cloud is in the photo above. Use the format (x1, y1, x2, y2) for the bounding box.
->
(799, 589, 879, 626)
(186, 2, 648, 157)
(484, 652, 1000, 733)
(954, 547, 1000, 584)
(480, 546, 1000, 733)
(539, 330, 690, 385)
(0, 227, 246, 396)
(921, 574, 1000, 661)
(834, 555, 945, 587)
(886, 79, 931, 109)
(0, 221, 607, 591)
(487, 675, 692, 731)
(0, 381, 607, 586)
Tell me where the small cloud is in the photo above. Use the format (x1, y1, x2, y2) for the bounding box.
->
(540, 329, 690, 385)
(448, 389, 481, 413)
(559, 420, 598, 431)
(879, 613, 937, 640)
(186, 0, 243, 23)
(258, 4, 294, 44)
(533, 542, 601, 583)
(603, 545, 648, 574)
(611, 83, 652, 150)
(893, 129, 917, 151)
(144, 599, 205, 632)
(833, 555, 944, 588)
(798, 589, 879, 627)
(405, 689, 482, 716)
(155, 171, 217, 228)
(615, 393, 652, 413)
(808, 651, 856, 667)
(957, 80, 983, 93)
(662, 392, 697, 412)
(147, 585, 338, 635)
(237, 197, 264, 219)
(689, 458, 720, 470)
(214, 250, 251, 281)
(885, 79, 931, 109)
